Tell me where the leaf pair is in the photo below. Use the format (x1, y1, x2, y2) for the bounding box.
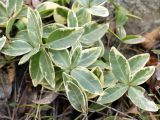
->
(29, 50, 55, 88)
(97, 47, 158, 112)
(63, 73, 88, 113)
(63, 66, 104, 112)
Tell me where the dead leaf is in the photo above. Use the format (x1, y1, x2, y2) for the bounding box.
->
(127, 106, 140, 115)
(149, 112, 158, 120)
(142, 27, 160, 49)
(6, 62, 15, 84)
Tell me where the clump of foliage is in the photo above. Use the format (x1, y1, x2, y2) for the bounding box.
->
(0, 0, 158, 119)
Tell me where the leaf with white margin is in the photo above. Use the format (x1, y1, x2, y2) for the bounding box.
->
(80, 22, 108, 44)
(49, 49, 71, 69)
(90, 0, 107, 6)
(128, 53, 150, 74)
(65, 81, 88, 112)
(88, 6, 109, 17)
(78, 0, 89, 7)
(130, 66, 155, 86)
(97, 83, 128, 104)
(39, 50, 55, 88)
(27, 8, 43, 47)
(0, 36, 6, 50)
(19, 47, 40, 65)
(128, 86, 158, 112)
(109, 47, 131, 83)
(71, 66, 103, 95)
(71, 45, 82, 68)
(78, 47, 101, 67)
(29, 52, 43, 87)
(46, 28, 84, 50)
(1, 40, 33, 56)
(67, 10, 78, 27)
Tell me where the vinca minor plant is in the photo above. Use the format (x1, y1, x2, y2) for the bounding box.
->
(0, 0, 158, 117)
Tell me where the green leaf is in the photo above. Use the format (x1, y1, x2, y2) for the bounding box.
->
(88, 6, 109, 17)
(19, 47, 40, 65)
(152, 50, 160, 54)
(76, 8, 91, 26)
(0, 36, 6, 50)
(46, 28, 84, 50)
(109, 47, 131, 83)
(130, 66, 155, 86)
(116, 26, 126, 39)
(39, 50, 55, 88)
(65, 80, 88, 112)
(43, 23, 65, 39)
(90, 0, 107, 6)
(91, 67, 104, 87)
(27, 8, 43, 47)
(77, 0, 89, 7)
(128, 86, 158, 112)
(103, 71, 118, 88)
(94, 40, 105, 57)
(36, 1, 59, 18)
(71, 45, 82, 68)
(17, 6, 28, 18)
(6, 16, 16, 38)
(88, 60, 110, 70)
(63, 72, 88, 112)
(29, 52, 43, 87)
(128, 53, 150, 74)
(122, 35, 145, 44)
(89, 102, 107, 112)
(1, 40, 33, 56)
(49, 50, 71, 69)
(78, 47, 101, 67)
(6, 7, 27, 38)
(0, 1, 8, 25)
(6, 0, 23, 17)
(67, 10, 78, 27)
(97, 83, 128, 104)
(80, 22, 108, 44)
(115, 6, 128, 27)
(14, 30, 29, 42)
(54, 6, 69, 24)
(15, 16, 27, 30)
(71, 66, 103, 95)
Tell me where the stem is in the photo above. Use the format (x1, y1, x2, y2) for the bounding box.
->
(108, 29, 121, 41)
(109, 0, 118, 9)
(75, 113, 83, 120)
(117, 42, 122, 50)
(35, 87, 44, 120)
(127, 13, 141, 20)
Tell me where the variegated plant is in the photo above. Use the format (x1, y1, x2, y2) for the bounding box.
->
(0, 0, 158, 116)
(97, 47, 158, 112)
